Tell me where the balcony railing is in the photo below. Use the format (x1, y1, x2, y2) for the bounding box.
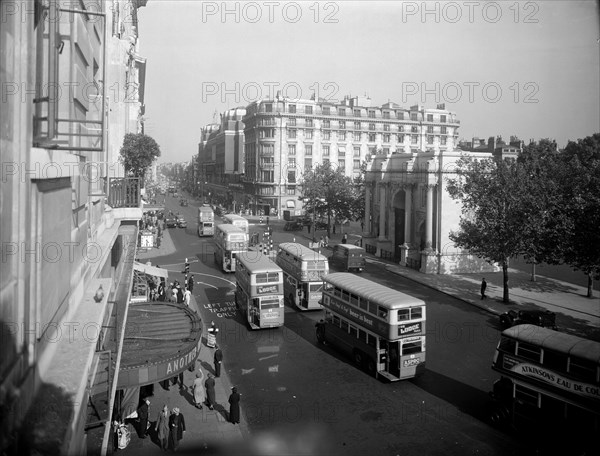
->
(108, 178, 141, 208)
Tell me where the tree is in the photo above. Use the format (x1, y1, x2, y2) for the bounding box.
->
(447, 155, 540, 303)
(559, 133, 600, 297)
(119, 133, 161, 185)
(299, 163, 361, 236)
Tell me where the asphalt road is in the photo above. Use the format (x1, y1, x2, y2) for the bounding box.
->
(146, 195, 579, 456)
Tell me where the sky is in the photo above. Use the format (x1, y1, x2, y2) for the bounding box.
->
(137, 0, 600, 164)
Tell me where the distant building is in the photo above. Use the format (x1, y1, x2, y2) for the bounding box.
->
(242, 96, 460, 216)
(458, 135, 524, 160)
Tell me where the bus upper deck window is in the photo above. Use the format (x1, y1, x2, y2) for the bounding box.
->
(378, 306, 388, 319)
(411, 307, 423, 319)
(398, 309, 409, 321)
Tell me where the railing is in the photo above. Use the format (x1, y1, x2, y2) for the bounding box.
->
(108, 177, 141, 208)
(406, 257, 421, 271)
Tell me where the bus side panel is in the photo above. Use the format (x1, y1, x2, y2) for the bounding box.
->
(323, 323, 377, 365)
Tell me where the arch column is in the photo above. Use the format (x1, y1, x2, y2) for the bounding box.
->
(400, 184, 414, 266)
(378, 184, 386, 241)
(364, 184, 372, 236)
(420, 183, 438, 274)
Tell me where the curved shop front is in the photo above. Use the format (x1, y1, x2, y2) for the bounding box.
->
(116, 302, 202, 419)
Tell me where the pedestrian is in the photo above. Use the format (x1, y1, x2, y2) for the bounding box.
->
(481, 278, 487, 300)
(137, 397, 150, 439)
(205, 373, 216, 410)
(341, 233, 347, 244)
(319, 236, 324, 247)
(177, 285, 184, 304)
(171, 285, 177, 303)
(156, 236, 161, 249)
(155, 404, 170, 451)
(187, 275, 194, 293)
(214, 345, 223, 377)
(158, 280, 165, 302)
(168, 407, 186, 451)
(184, 286, 191, 307)
(266, 216, 270, 225)
(192, 371, 205, 409)
(324, 235, 329, 247)
(228, 387, 241, 424)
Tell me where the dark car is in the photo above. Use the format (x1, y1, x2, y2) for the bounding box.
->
(284, 221, 304, 231)
(165, 216, 178, 228)
(499, 309, 557, 330)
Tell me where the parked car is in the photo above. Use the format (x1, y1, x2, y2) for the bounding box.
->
(177, 217, 187, 228)
(165, 217, 178, 228)
(499, 309, 557, 330)
(284, 221, 304, 231)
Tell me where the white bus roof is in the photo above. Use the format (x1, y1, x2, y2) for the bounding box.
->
(278, 242, 329, 261)
(223, 214, 247, 222)
(237, 251, 283, 273)
(323, 272, 425, 309)
(502, 324, 600, 364)
(215, 224, 246, 234)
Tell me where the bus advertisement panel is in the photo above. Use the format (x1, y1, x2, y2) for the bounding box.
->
(235, 251, 284, 329)
(222, 214, 249, 233)
(275, 242, 329, 311)
(489, 324, 600, 452)
(213, 224, 248, 272)
(316, 273, 426, 381)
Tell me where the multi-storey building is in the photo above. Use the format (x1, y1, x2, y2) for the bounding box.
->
(197, 108, 245, 208)
(458, 135, 524, 160)
(0, 1, 155, 454)
(243, 95, 461, 217)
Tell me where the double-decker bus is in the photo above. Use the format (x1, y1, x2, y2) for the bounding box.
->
(221, 213, 249, 233)
(235, 251, 284, 329)
(213, 224, 248, 272)
(316, 273, 426, 381)
(489, 324, 600, 451)
(198, 206, 214, 236)
(275, 242, 329, 310)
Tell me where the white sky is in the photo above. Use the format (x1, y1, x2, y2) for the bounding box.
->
(137, 0, 600, 163)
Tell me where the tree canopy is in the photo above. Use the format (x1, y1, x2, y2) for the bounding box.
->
(119, 133, 161, 182)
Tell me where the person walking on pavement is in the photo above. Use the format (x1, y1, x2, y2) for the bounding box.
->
(205, 373, 216, 410)
(324, 235, 329, 247)
(137, 398, 150, 439)
(171, 284, 177, 303)
(187, 275, 194, 293)
(155, 404, 170, 451)
(481, 278, 487, 300)
(176, 285, 184, 304)
(214, 345, 223, 377)
(168, 407, 185, 451)
(228, 387, 241, 424)
(192, 371, 205, 409)
(184, 286, 191, 307)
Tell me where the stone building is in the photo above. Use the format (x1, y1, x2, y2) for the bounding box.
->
(0, 1, 150, 453)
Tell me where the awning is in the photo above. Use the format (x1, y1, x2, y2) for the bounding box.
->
(286, 200, 296, 208)
(133, 261, 168, 279)
(117, 302, 203, 388)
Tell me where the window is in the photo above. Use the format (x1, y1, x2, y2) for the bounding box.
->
(323, 146, 330, 157)
(338, 159, 345, 168)
(287, 186, 296, 195)
(306, 118, 313, 127)
(288, 129, 297, 139)
(441, 137, 447, 145)
(323, 106, 330, 115)
(368, 110, 376, 118)
(261, 170, 274, 182)
(288, 158, 296, 167)
(288, 118, 296, 126)
(339, 120, 346, 129)
(402, 340, 422, 355)
(260, 156, 274, 167)
(259, 128, 275, 138)
(323, 120, 330, 128)
(353, 159, 361, 169)
(287, 170, 296, 183)
(338, 108, 345, 116)
(397, 111, 404, 120)
(305, 105, 313, 114)
(384, 124, 390, 131)
(368, 133, 376, 142)
(338, 131, 346, 140)
(398, 134, 405, 143)
(349, 325, 358, 338)
(354, 109, 361, 117)
(354, 132, 361, 141)
(569, 357, 598, 383)
(427, 125, 433, 133)
(399, 125, 404, 132)
(383, 134, 390, 143)
(304, 158, 312, 170)
(411, 135, 418, 144)
(353, 147, 361, 157)
(341, 319, 349, 332)
(383, 111, 390, 119)
(305, 145, 313, 156)
(427, 136, 433, 144)
(323, 131, 330, 140)
(358, 329, 367, 343)
(289, 104, 296, 113)
(410, 112, 418, 121)
(516, 341, 542, 362)
(411, 126, 418, 133)
(377, 306, 388, 319)
(338, 149, 345, 157)
(305, 130, 313, 139)
(288, 144, 296, 155)
(441, 126, 447, 134)
(369, 123, 375, 131)
(333, 315, 341, 326)
(440, 115, 446, 123)
(354, 121, 361, 130)
(265, 103, 273, 112)
(397, 307, 422, 321)
(427, 114, 433, 122)
(260, 144, 274, 154)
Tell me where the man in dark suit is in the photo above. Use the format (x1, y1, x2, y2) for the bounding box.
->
(214, 345, 223, 377)
(137, 398, 150, 438)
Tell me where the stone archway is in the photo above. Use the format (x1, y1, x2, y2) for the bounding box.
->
(392, 189, 406, 260)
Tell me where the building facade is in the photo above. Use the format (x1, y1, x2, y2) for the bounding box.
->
(1, 0, 148, 454)
(242, 96, 462, 217)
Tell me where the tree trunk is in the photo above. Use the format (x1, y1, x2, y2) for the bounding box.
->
(502, 261, 510, 303)
(327, 209, 331, 237)
(587, 274, 594, 298)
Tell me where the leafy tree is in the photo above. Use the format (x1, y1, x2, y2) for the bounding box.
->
(299, 163, 361, 236)
(447, 155, 539, 303)
(559, 133, 600, 296)
(119, 133, 161, 185)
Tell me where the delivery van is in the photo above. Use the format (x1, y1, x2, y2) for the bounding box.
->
(330, 244, 366, 272)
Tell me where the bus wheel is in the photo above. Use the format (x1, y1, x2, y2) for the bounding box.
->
(366, 358, 376, 375)
(353, 350, 364, 367)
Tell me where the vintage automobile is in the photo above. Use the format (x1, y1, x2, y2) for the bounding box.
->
(165, 216, 178, 228)
(177, 217, 187, 228)
(180, 198, 188, 207)
(284, 220, 304, 231)
(499, 309, 557, 330)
